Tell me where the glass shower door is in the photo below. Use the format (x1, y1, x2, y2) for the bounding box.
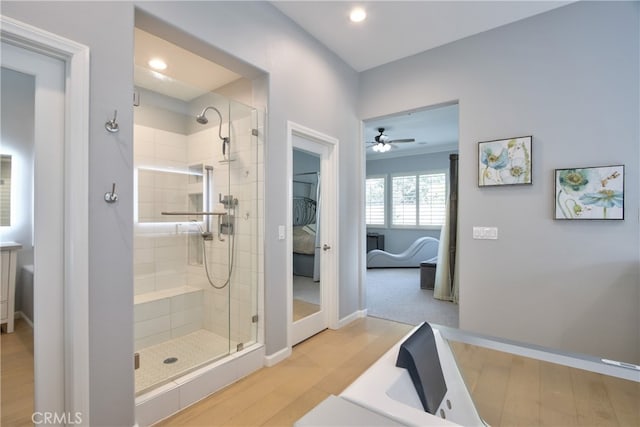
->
(133, 90, 256, 394)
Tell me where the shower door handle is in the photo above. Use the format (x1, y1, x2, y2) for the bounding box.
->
(323, 244, 331, 251)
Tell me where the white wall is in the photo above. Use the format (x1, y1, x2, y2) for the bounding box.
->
(3, 2, 136, 425)
(360, 1, 640, 363)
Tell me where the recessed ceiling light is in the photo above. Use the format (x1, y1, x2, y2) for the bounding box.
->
(349, 7, 367, 23)
(148, 58, 167, 71)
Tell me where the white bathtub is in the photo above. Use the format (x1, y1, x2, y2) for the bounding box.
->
(340, 324, 486, 426)
(19, 264, 34, 325)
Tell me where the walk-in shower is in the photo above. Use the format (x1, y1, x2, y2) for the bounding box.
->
(133, 88, 263, 397)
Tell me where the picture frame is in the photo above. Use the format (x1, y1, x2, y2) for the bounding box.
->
(554, 165, 624, 220)
(478, 136, 532, 186)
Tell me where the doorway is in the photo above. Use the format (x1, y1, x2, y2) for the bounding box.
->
(363, 104, 460, 327)
(287, 122, 338, 346)
(0, 16, 90, 424)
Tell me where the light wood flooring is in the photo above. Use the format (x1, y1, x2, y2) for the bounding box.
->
(156, 316, 412, 426)
(292, 299, 320, 321)
(1, 318, 34, 427)
(450, 341, 640, 427)
(2, 317, 638, 427)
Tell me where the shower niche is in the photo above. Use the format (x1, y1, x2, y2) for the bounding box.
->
(132, 84, 263, 396)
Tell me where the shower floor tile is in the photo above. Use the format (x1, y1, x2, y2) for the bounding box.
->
(135, 329, 232, 395)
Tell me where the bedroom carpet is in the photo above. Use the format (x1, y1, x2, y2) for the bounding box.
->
(366, 268, 459, 328)
(293, 274, 320, 305)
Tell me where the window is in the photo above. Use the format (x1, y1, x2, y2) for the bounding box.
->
(392, 172, 446, 227)
(365, 176, 385, 226)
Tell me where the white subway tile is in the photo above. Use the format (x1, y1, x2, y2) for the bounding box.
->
(170, 322, 201, 339)
(135, 299, 171, 322)
(134, 277, 156, 296)
(171, 306, 203, 329)
(155, 144, 187, 163)
(135, 247, 155, 265)
(155, 273, 187, 291)
(135, 315, 171, 340)
(171, 291, 203, 312)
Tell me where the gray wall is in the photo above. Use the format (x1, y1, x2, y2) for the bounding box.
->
(3, 2, 135, 425)
(6, 3, 636, 426)
(366, 150, 455, 253)
(0, 67, 35, 319)
(3, 2, 360, 425)
(360, 1, 639, 363)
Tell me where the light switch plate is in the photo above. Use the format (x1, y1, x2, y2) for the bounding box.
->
(278, 225, 285, 240)
(473, 226, 498, 240)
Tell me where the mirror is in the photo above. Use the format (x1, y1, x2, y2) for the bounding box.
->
(292, 149, 321, 321)
(0, 155, 12, 226)
(136, 167, 202, 223)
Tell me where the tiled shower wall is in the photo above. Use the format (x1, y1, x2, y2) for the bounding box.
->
(187, 111, 260, 347)
(133, 110, 261, 352)
(134, 124, 202, 350)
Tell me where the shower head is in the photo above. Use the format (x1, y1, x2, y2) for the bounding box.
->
(196, 106, 222, 126)
(196, 114, 208, 125)
(195, 106, 229, 158)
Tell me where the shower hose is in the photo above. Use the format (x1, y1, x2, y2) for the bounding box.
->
(193, 221, 236, 289)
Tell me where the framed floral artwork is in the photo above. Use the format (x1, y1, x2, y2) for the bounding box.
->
(478, 136, 532, 186)
(555, 165, 624, 220)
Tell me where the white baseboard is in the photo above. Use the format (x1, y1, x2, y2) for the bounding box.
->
(14, 311, 34, 328)
(336, 309, 367, 329)
(264, 346, 291, 367)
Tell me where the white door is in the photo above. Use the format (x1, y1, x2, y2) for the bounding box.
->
(2, 41, 66, 418)
(288, 123, 339, 346)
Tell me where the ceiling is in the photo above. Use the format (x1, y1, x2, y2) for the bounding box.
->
(272, 1, 573, 72)
(134, 28, 241, 102)
(135, 2, 572, 156)
(364, 104, 459, 159)
(274, 1, 571, 158)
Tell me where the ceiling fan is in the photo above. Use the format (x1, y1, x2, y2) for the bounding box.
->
(367, 128, 415, 152)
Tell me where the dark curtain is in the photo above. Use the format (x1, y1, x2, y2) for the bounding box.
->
(448, 154, 458, 295)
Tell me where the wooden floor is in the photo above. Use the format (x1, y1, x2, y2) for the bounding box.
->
(292, 299, 320, 321)
(157, 316, 412, 426)
(2, 317, 638, 427)
(1, 318, 34, 427)
(450, 341, 640, 427)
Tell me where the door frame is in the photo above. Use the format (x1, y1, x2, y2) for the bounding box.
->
(1, 15, 90, 422)
(286, 121, 339, 347)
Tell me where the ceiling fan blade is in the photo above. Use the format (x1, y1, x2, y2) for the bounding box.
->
(389, 138, 415, 143)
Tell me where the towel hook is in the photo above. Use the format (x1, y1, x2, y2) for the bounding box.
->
(104, 182, 118, 203)
(105, 110, 119, 133)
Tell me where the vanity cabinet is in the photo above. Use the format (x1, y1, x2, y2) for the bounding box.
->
(1, 242, 21, 333)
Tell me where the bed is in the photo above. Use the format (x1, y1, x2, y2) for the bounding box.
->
(292, 196, 318, 280)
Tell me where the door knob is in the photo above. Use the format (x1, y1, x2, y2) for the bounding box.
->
(323, 244, 331, 251)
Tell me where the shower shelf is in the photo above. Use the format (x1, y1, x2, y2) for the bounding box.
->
(134, 285, 202, 305)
